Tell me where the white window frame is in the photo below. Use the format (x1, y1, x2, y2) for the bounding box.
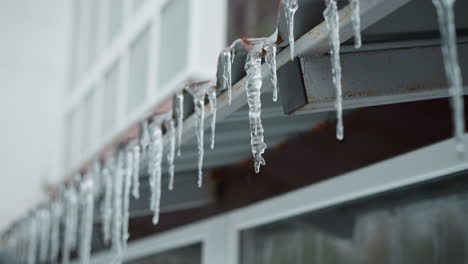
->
(88, 217, 226, 264)
(62, 0, 227, 176)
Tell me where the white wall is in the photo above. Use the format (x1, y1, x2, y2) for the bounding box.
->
(0, 0, 70, 231)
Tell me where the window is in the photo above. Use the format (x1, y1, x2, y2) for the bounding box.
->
(127, 26, 151, 115)
(158, 0, 190, 89)
(126, 243, 202, 264)
(102, 62, 119, 138)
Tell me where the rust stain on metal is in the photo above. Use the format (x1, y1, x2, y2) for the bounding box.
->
(311, 122, 329, 132)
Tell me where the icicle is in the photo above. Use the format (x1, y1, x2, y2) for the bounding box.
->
(132, 143, 141, 199)
(324, 0, 344, 141)
(433, 0, 465, 157)
(166, 119, 176, 190)
(351, 0, 362, 49)
(175, 91, 184, 157)
(222, 48, 233, 104)
(78, 175, 94, 264)
(282, 0, 298, 60)
(140, 120, 150, 156)
(38, 208, 51, 263)
(62, 186, 79, 264)
(245, 41, 268, 173)
(101, 157, 113, 245)
(264, 44, 278, 102)
(112, 152, 124, 258)
(193, 92, 206, 187)
(49, 199, 63, 263)
(207, 88, 217, 150)
(122, 147, 133, 247)
(27, 217, 38, 264)
(149, 122, 163, 224)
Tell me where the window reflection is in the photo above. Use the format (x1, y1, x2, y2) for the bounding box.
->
(241, 171, 468, 264)
(125, 243, 202, 264)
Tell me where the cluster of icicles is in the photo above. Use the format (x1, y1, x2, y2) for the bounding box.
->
(2, 0, 466, 263)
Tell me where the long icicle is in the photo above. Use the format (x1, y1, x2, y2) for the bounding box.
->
(222, 48, 233, 104)
(282, 0, 299, 60)
(122, 147, 134, 247)
(175, 91, 184, 157)
(432, 0, 465, 157)
(207, 88, 217, 150)
(38, 208, 51, 263)
(140, 120, 150, 157)
(78, 175, 94, 264)
(149, 122, 163, 224)
(166, 119, 176, 190)
(264, 43, 278, 102)
(49, 199, 63, 263)
(112, 152, 124, 260)
(62, 186, 79, 264)
(101, 157, 114, 245)
(132, 143, 141, 199)
(27, 216, 38, 264)
(324, 0, 344, 141)
(245, 41, 267, 173)
(193, 91, 206, 187)
(350, 0, 362, 49)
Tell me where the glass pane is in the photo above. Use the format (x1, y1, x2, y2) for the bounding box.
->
(88, 0, 100, 68)
(125, 243, 202, 264)
(127, 26, 150, 114)
(158, 0, 189, 89)
(63, 112, 74, 170)
(81, 89, 96, 156)
(69, 107, 83, 167)
(68, 0, 82, 90)
(102, 62, 119, 138)
(133, 0, 147, 12)
(108, 0, 123, 43)
(240, 170, 468, 264)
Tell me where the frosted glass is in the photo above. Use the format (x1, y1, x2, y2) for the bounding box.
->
(102, 62, 119, 138)
(158, 0, 189, 88)
(81, 90, 95, 156)
(127, 26, 150, 114)
(87, 0, 100, 69)
(133, 0, 147, 12)
(108, 0, 123, 43)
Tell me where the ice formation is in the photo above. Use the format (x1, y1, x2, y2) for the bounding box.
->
(324, 0, 344, 141)
(49, 199, 63, 263)
(282, 0, 299, 60)
(122, 147, 134, 246)
(27, 217, 38, 264)
(350, 0, 362, 49)
(192, 88, 207, 187)
(149, 122, 163, 224)
(176, 91, 184, 157)
(38, 208, 50, 263)
(166, 119, 176, 190)
(78, 175, 94, 264)
(140, 120, 151, 157)
(244, 40, 268, 173)
(62, 186, 79, 264)
(222, 48, 234, 104)
(207, 88, 217, 150)
(101, 157, 114, 245)
(132, 143, 141, 199)
(112, 152, 124, 255)
(264, 43, 278, 102)
(432, 0, 465, 157)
